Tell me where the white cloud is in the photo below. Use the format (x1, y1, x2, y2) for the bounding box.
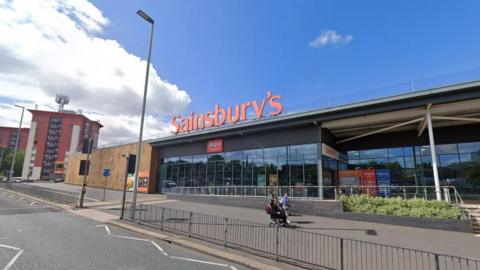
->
(309, 30, 353, 48)
(0, 0, 191, 144)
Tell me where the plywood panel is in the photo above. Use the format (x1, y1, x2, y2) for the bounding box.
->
(64, 142, 153, 192)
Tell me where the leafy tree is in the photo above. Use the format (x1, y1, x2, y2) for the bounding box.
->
(0, 147, 25, 177)
(467, 163, 480, 187)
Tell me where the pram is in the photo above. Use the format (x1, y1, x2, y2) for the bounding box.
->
(265, 203, 288, 226)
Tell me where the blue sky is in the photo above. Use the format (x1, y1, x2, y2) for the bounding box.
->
(92, 0, 480, 114)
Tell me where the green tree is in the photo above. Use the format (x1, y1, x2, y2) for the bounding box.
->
(467, 163, 480, 187)
(0, 147, 25, 177)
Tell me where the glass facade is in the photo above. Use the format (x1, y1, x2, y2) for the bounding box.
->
(346, 141, 480, 188)
(159, 143, 318, 190)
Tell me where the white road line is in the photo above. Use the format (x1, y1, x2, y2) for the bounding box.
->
(104, 225, 111, 235)
(151, 241, 168, 256)
(29, 201, 35, 206)
(170, 256, 229, 267)
(0, 244, 24, 270)
(112, 235, 150, 242)
(229, 266, 238, 270)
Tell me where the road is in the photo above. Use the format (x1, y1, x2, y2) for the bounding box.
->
(0, 190, 247, 270)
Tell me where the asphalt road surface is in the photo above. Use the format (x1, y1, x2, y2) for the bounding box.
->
(0, 190, 247, 270)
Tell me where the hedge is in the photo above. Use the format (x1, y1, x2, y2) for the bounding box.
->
(340, 195, 461, 220)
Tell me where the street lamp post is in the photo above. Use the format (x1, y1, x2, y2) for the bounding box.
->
(8, 105, 25, 182)
(130, 9, 154, 219)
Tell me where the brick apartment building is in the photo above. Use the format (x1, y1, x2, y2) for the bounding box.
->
(0, 127, 29, 151)
(21, 109, 102, 181)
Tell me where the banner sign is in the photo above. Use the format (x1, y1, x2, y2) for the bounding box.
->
(171, 91, 283, 134)
(207, 139, 224, 153)
(376, 169, 391, 197)
(361, 169, 377, 195)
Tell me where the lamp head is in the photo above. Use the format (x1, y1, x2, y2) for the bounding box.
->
(137, 10, 154, 24)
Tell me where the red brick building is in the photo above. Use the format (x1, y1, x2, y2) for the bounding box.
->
(21, 110, 103, 181)
(0, 127, 29, 151)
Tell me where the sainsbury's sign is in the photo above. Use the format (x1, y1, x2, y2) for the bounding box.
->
(171, 91, 283, 134)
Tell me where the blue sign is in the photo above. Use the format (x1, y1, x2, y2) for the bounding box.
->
(102, 168, 111, 177)
(376, 169, 391, 197)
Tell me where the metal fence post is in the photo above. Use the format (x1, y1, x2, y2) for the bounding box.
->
(188, 212, 193, 237)
(339, 238, 344, 270)
(403, 187, 406, 199)
(223, 217, 228, 247)
(275, 223, 280, 261)
(424, 187, 427, 200)
(434, 254, 440, 270)
(160, 207, 165, 230)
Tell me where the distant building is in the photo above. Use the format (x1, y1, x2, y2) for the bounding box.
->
(21, 109, 103, 181)
(0, 127, 29, 151)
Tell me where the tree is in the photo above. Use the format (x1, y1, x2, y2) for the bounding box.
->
(0, 147, 25, 177)
(467, 163, 480, 187)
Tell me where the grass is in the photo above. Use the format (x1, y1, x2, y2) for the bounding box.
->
(340, 194, 461, 220)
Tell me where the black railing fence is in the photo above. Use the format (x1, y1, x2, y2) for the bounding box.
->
(0, 182, 79, 205)
(124, 203, 480, 270)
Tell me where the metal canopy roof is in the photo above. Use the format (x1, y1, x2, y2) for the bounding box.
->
(324, 98, 480, 139)
(149, 80, 480, 146)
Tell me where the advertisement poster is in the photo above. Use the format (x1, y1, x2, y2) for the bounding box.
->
(376, 169, 391, 197)
(138, 171, 149, 193)
(339, 170, 362, 186)
(361, 169, 377, 195)
(127, 173, 135, 192)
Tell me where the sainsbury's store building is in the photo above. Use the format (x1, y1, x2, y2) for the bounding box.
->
(148, 82, 480, 199)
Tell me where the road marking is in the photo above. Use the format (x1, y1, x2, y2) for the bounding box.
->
(0, 244, 24, 270)
(170, 256, 229, 267)
(112, 235, 150, 242)
(0, 207, 50, 211)
(96, 224, 236, 269)
(30, 201, 35, 206)
(151, 241, 168, 256)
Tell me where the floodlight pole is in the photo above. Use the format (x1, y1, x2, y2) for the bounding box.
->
(8, 105, 24, 182)
(130, 10, 154, 219)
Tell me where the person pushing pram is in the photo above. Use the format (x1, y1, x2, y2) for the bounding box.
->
(265, 194, 288, 226)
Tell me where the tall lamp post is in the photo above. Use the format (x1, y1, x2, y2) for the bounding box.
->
(8, 105, 25, 182)
(130, 9, 154, 219)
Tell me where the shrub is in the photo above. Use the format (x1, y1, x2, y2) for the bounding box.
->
(340, 195, 460, 220)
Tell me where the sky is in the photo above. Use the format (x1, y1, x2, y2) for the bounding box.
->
(1, 0, 480, 145)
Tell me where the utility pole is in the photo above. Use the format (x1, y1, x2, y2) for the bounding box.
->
(8, 105, 25, 182)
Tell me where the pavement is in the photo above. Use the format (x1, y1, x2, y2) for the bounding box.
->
(0, 185, 299, 270)
(100, 199, 480, 260)
(24, 182, 164, 204)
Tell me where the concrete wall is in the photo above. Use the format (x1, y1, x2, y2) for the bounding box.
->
(64, 142, 155, 192)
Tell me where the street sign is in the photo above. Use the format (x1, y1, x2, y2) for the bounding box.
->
(102, 168, 111, 177)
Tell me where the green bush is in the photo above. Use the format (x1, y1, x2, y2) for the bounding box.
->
(340, 195, 461, 220)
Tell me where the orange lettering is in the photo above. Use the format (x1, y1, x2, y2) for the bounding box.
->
(226, 105, 241, 123)
(240, 101, 251, 121)
(269, 93, 283, 116)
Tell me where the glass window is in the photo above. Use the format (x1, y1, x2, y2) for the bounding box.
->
(403, 147, 414, 156)
(439, 154, 459, 167)
(207, 162, 215, 186)
(388, 157, 405, 168)
(232, 161, 242, 186)
(359, 148, 388, 159)
(458, 142, 480, 154)
(208, 153, 224, 161)
(215, 161, 224, 186)
(404, 157, 415, 169)
(288, 144, 317, 160)
(419, 146, 431, 156)
(264, 146, 287, 159)
(253, 158, 265, 186)
(348, 150, 359, 159)
(437, 144, 458, 155)
(278, 157, 289, 186)
(265, 156, 278, 186)
(388, 148, 403, 157)
(226, 151, 243, 161)
(290, 159, 303, 186)
(244, 149, 263, 159)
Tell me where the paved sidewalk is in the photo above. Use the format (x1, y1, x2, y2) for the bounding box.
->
(121, 199, 480, 260)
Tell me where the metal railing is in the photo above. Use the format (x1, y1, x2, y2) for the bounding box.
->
(124, 204, 480, 270)
(0, 182, 79, 205)
(163, 185, 464, 204)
